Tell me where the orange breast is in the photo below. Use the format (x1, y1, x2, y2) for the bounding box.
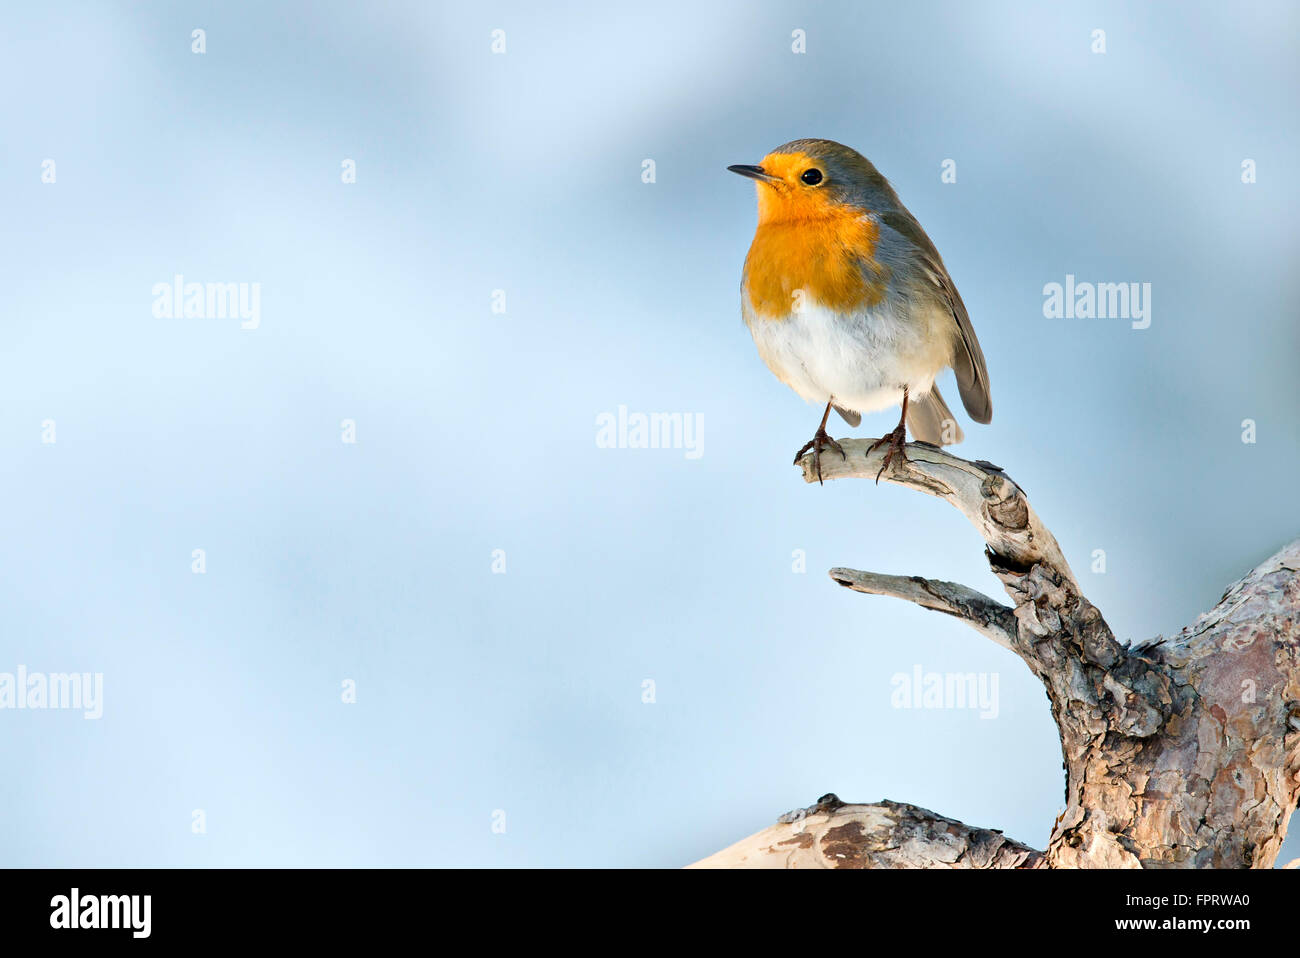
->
(744, 211, 888, 318)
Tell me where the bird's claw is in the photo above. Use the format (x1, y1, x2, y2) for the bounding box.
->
(867, 426, 909, 483)
(794, 428, 846, 485)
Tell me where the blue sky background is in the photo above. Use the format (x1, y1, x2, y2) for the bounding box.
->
(1, 0, 1297, 866)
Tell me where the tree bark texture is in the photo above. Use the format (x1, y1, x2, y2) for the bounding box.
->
(690, 440, 1300, 869)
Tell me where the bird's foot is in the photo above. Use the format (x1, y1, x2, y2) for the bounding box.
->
(793, 428, 846, 485)
(867, 425, 909, 483)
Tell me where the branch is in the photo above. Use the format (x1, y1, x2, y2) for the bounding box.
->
(797, 439, 1074, 583)
(688, 795, 1043, 869)
(1126, 540, 1300, 867)
(689, 439, 1300, 868)
(828, 569, 1017, 651)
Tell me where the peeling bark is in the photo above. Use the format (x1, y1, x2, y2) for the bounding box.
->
(689, 794, 1044, 869)
(691, 440, 1300, 869)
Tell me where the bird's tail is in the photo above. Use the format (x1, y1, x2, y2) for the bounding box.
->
(907, 386, 964, 445)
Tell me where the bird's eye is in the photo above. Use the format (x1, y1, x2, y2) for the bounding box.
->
(801, 168, 824, 185)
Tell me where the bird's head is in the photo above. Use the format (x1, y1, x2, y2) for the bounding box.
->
(729, 138, 892, 224)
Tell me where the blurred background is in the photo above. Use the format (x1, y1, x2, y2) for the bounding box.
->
(1, 0, 1296, 866)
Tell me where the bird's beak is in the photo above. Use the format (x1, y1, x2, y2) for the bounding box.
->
(727, 164, 777, 183)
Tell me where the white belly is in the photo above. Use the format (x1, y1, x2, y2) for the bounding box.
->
(744, 297, 954, 415)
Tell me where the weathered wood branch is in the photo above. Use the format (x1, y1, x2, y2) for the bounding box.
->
(692, 439, 1300, 869)
(689, 794, 1043, 869)
(828, 569, 1017, 651)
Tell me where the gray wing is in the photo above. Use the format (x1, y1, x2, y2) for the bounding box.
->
(880, 210, 992, 424)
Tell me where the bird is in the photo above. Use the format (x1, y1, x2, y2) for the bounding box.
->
(729, 138, 991, 483)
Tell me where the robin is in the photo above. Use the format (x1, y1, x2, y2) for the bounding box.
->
(729, 138, 992, 482)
